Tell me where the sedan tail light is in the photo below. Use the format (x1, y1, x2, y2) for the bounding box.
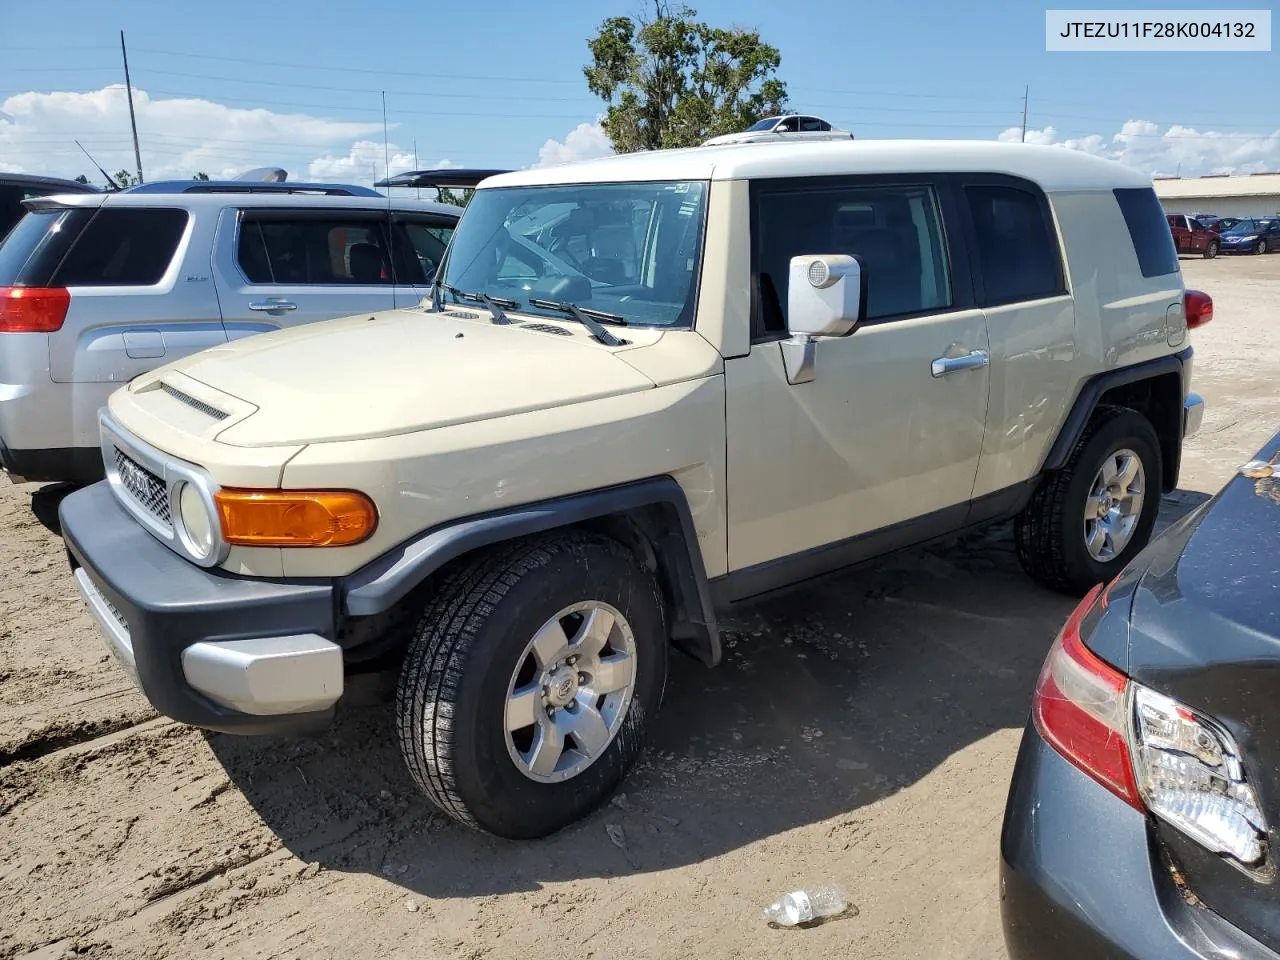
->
(1032, 583, 1142, 808)
(0, 286, 71, 332)
(1184, 289, 1213, 329)
(1034, 581, 1270, 871)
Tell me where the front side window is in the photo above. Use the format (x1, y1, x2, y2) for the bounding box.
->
(964, 185, 1066, 305)
(751, 181, 952, 337)
(52, 208, 188, 286)
(438, 181, 707, 328)
(238, 215, 393, 285)
(394, 218, 456, 284)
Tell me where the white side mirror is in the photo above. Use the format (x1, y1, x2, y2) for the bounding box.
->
(781, 255, 864, 385)
(786, 254, 864, 338)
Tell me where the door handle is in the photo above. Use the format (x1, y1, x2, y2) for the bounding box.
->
(931, 349, 990, 378)
(248, 299, 297, 312)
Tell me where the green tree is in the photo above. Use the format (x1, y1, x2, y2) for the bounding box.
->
(193, 171, 211, 181)
(436, 187, 473, 207)
(584, 1, 788, 153)
(112, 169, 139, 188)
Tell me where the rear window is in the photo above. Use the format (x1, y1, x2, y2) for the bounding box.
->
(965, 185, 1066, 305)
(237, 214, 394, 285)
(0, 209, 87, 287)
(1114, 188, 1179, 278)
(51, 208, 188, 286)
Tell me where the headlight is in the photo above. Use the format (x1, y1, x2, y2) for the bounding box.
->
(1131, 686, 1268, 868)
(176, 481, 217, 560)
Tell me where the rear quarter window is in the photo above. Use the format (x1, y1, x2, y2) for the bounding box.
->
(0, 208, 90, 286)
(51, 208, 188, 286)
(1114, 188, 1180, 278)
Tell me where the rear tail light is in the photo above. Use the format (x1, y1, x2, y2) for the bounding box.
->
(0, 287, 71, 332)
(1131, 687, 1268, 868)
(1184, 289, 1213, 329)
(1034, 581, 1270, 871)
(1032, 583, 1142, 808)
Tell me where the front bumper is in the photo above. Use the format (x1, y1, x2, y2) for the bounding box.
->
(1001, 726, 1279, 960)
(61, 481, 344, 734)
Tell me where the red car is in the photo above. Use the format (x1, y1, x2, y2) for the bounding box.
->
(1166, 213, 1221, 258)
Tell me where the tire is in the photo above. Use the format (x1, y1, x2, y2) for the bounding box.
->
(395, 532, 667, 839)
(1015, 406, 1162, 595)
(1257, 239, 1269, 255)
(1204, 240, 1219, 259)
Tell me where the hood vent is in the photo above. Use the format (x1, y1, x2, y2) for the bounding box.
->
(160, 382, 229, 421)
(523, 323, 574, 337)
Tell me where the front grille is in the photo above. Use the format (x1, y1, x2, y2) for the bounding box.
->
(160, 383, 228, 421)
(113, 448, 172, 527)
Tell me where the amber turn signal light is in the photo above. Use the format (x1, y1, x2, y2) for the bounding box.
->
(214, 489, 377, 547)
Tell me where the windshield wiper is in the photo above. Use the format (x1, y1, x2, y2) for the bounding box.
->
(435, 284, 519, 324)
(527, 298, 628, 346)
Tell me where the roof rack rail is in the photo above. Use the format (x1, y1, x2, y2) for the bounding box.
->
(373, 168, 511, 189)
(125, 180, 384, 197)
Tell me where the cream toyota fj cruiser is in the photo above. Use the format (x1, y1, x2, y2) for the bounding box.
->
(61, 140, 1208, 839)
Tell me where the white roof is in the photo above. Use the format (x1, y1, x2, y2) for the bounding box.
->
(484, 140, 1153, 193)
(1153, 173, 1280, 200)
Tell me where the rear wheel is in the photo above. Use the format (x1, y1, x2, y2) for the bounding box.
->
(395, 532, 667, 839)
(1204, 240, 1219, 259)
(1015, 406, 1162, 595)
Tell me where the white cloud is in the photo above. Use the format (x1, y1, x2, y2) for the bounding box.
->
(306, 140, 429, 184)
(0, 85, 385, 183)
(536, 121, 613, 168)
(998, 119, 1280, 177)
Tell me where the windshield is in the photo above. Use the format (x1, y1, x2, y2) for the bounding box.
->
(746, 117, 780, 132)
(1223, 219, 1259, 235)
(437, 180, 708, 328)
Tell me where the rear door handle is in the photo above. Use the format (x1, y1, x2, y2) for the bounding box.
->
(248, 299, 297, 312)
(931, 349, 990, 378)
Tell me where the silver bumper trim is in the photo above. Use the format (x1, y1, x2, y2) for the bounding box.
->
(1184, 392, 1205, 439)
(181, 635, 344, 716)
(73, 567, 140, 687)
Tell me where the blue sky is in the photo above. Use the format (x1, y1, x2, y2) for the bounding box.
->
(2, 0, 1277, 182)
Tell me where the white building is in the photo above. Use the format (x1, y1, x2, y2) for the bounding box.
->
(1154, 173, 1280, 219)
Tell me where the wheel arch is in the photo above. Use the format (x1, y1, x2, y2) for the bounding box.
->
(1042, 349, 1191, 494)
(340, 477, 721, 667)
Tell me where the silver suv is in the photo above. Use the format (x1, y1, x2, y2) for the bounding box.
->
(0, 179, 462, 484)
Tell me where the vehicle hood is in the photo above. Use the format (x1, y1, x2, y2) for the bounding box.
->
(130, 307, 694, 446)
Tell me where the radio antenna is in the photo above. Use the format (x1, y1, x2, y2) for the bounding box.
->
(382, 90, 397, 310)
(74, 140, 120, 191)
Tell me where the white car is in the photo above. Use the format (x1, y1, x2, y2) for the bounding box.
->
(703, 114, 853, 146)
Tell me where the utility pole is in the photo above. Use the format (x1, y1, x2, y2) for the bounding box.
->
(1020, 85, 1029, 143)
(120, 31, 144, 183)
(413, 139, 420, 199)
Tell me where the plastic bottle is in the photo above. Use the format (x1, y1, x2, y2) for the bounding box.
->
(762, 886, 848, 926)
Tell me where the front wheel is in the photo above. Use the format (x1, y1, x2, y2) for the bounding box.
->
(395, 532, 667, 839)
(1204, 240, 1219, 259)
(1257, 239, 1269, 255)
(1015, 406, 1162, 595)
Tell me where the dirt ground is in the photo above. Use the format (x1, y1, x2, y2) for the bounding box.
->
(2, 254, 1277, 960)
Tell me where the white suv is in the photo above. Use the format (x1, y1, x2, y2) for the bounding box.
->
(61, 140, 1208, 840)
(0, 180, 462, 484)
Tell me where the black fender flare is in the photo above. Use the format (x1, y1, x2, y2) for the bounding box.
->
(1041, 347, 1192, 486)
(339, 477, 721, 666)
